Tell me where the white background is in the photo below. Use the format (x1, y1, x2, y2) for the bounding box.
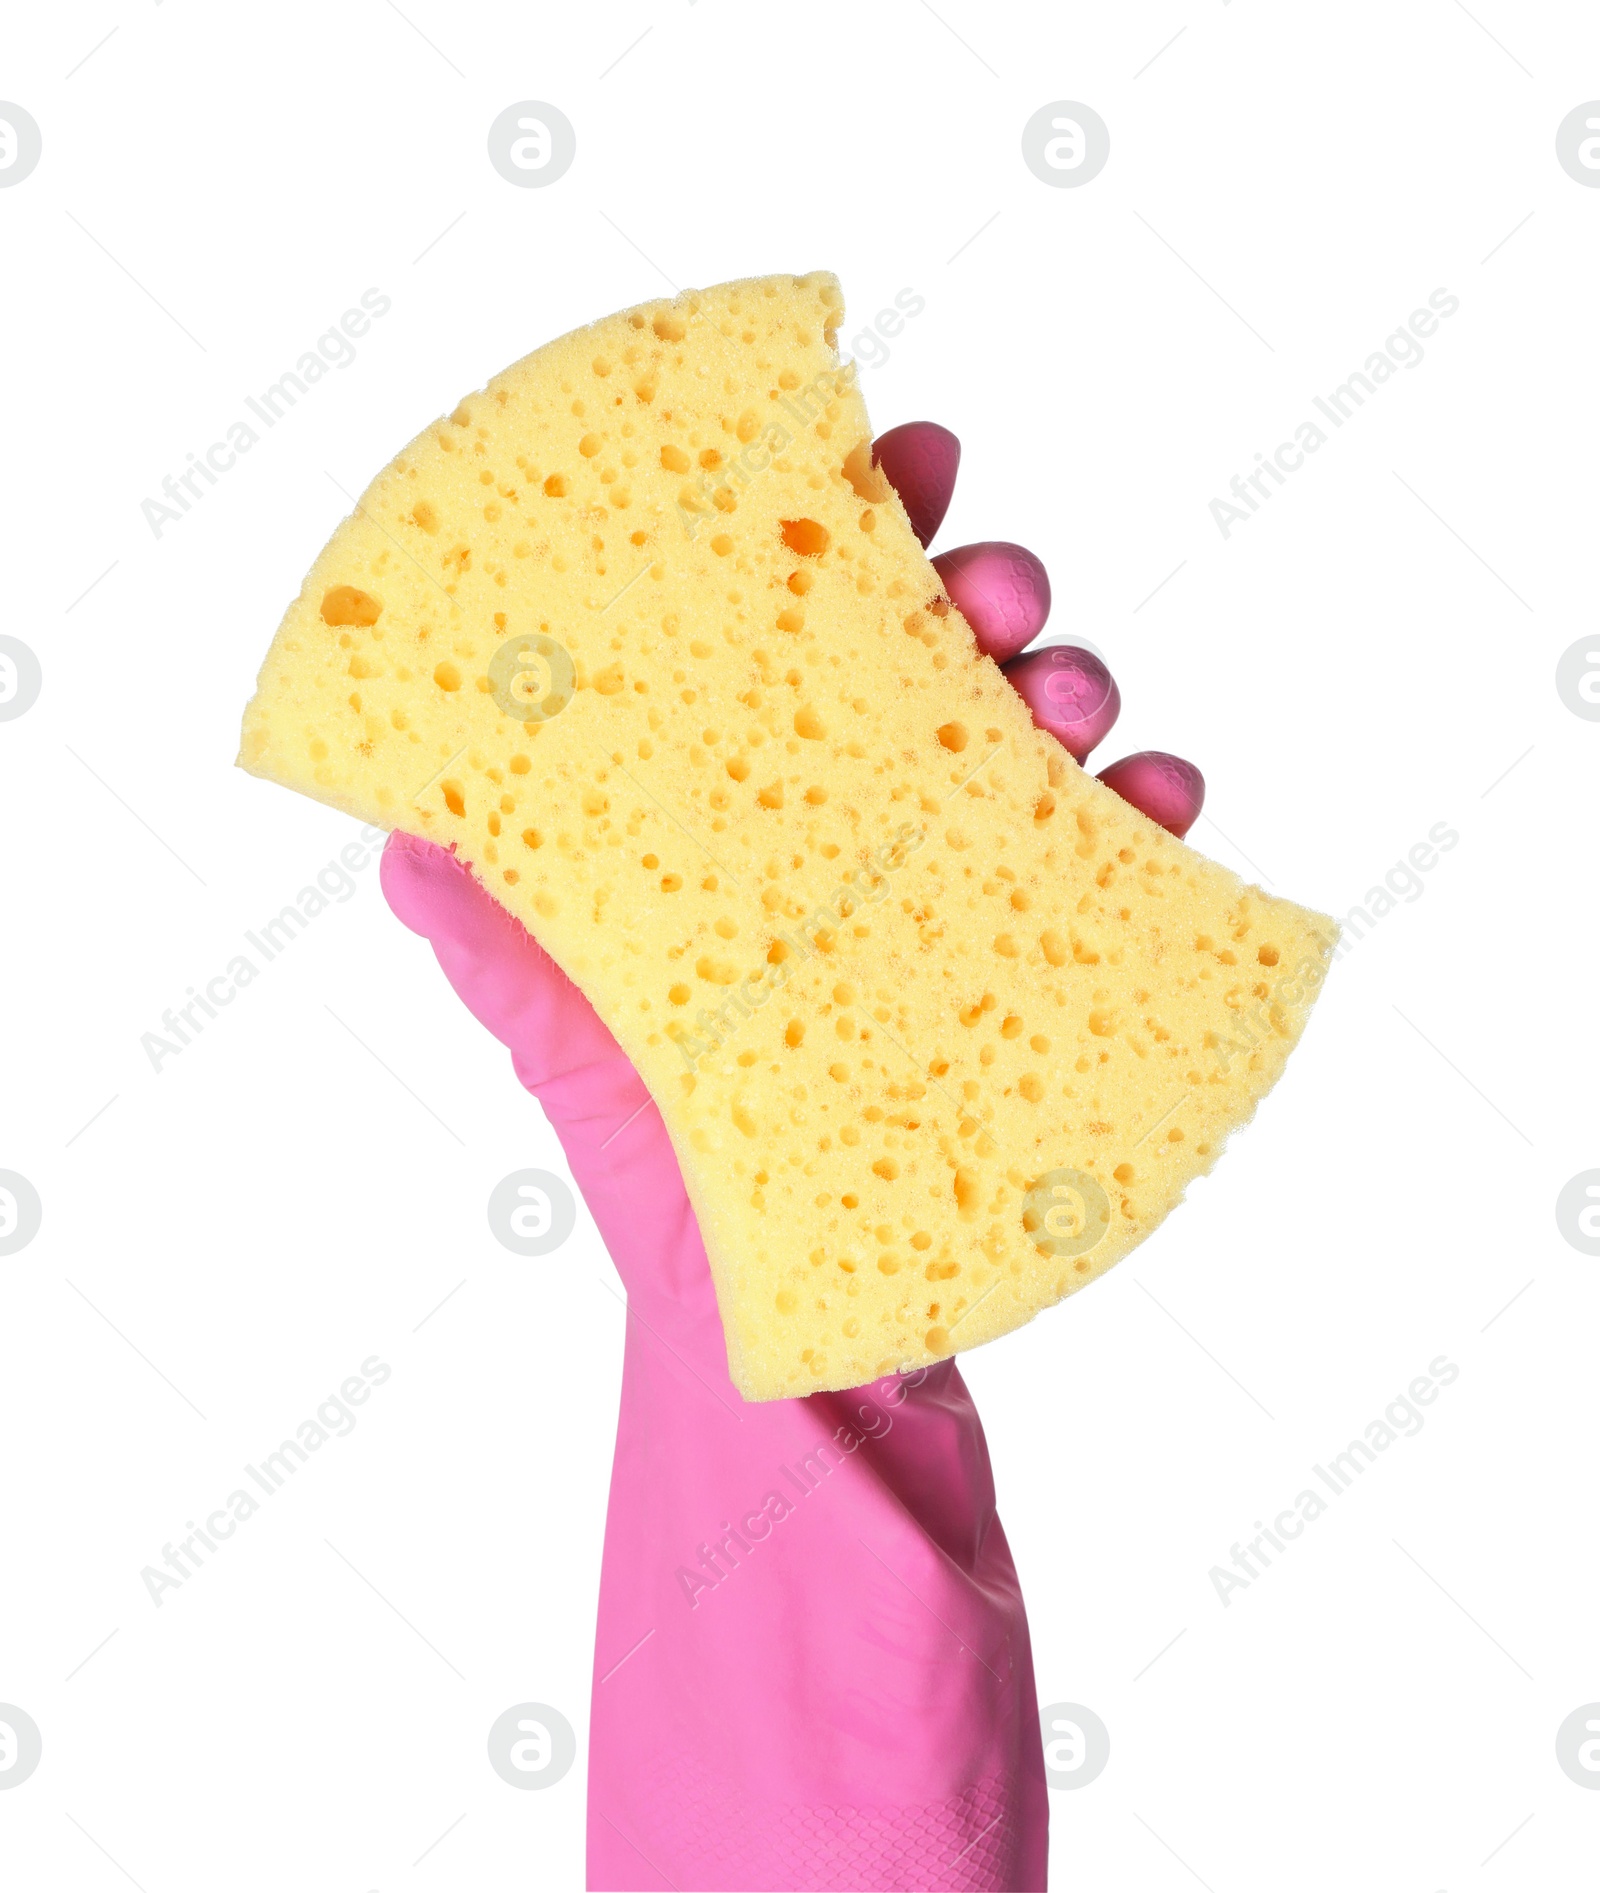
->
(3, 3, 1598, 1888)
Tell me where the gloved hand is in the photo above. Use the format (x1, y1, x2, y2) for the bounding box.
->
(381, 424, 1202, 1893)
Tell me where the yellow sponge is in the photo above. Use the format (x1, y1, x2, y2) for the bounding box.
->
(239, 272, 1335, 1400)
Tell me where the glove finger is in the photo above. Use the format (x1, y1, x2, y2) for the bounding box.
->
(383, 829, 538, 956)
(1095, 751, 1206, 838)
(872, 421, 959, 546)
(933, 541, 1051, 664)
(1003, 644, 1121, 763)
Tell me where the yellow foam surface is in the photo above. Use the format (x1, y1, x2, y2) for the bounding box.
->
(240, 271, 1335, 1400)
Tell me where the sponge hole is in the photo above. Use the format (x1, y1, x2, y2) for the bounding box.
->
(320, 585, 381, 627)
(780, 517, 830, 557)
(841, 439, 890, 502)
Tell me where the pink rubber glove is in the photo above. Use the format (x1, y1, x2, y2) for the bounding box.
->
(382, 428, 1203, 1892)
(383, 836, 1047, 1890)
